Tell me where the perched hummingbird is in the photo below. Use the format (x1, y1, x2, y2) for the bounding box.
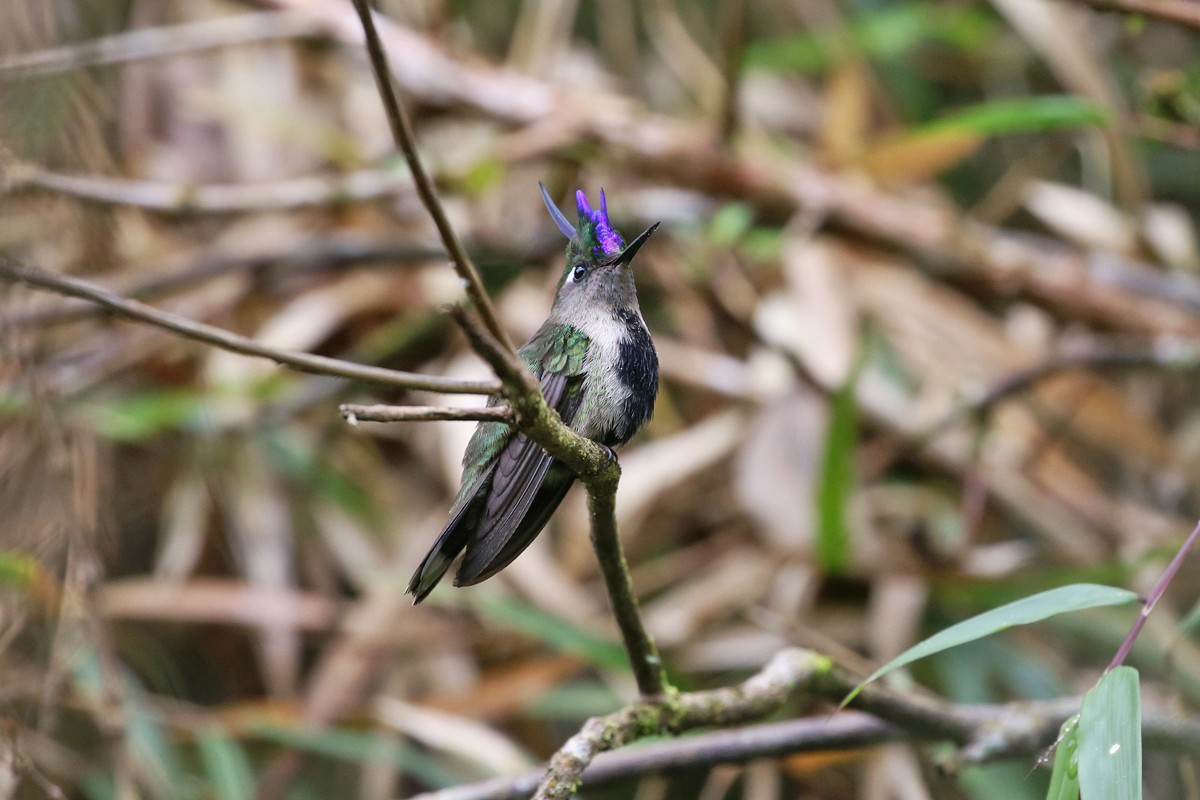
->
(407, 184, 660, 603)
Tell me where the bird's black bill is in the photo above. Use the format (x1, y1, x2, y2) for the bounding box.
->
(539, 181, 575, 239)
(615, 222, 660, 266)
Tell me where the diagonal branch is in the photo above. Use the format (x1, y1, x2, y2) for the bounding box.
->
(348, 0, 514, 355)
(2, 234, 447, 330)
(0, 258, 499, 395)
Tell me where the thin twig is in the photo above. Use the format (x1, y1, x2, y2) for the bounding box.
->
(348, 0, 514, 355)
(0, 258, 499, 395)
(1107, 518, 1200, 672)
(4, 233, 553, 331)
(450, 307, 541, 400)
(339, 403, 512, 424)
(2, 236, 448, 329)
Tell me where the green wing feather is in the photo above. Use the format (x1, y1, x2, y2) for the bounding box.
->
(407, 324, 589, 601)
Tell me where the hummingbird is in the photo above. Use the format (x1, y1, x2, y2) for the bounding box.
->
(407, 183, 660, 603)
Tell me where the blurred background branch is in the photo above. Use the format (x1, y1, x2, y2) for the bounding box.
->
(1070, 0, 1200, 29)
(0, 257, 499, 394)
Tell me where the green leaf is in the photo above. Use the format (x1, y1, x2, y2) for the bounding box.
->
(1178, 594, 1200, 636)
(526, 682, 624, 720)
(959, 762, 1047, 800)
(261, 432, 379, 524)
(744, 4, 994, 74)
(0, 551, 42, 590)
(475, 596, 629, 672)
(843, 584, 1138, 705)
(1078, 667, 1142, 800)
(709, 202, 755, 246)
(197, 726, 255, 800)
(920, 96, 1108, 137)
(1045, 715, 1081, 800)
(462, 157, 506, 195)
(84, 389, 209, 441)
(71, 649, 196, 799)
(248, 723, 456, 787)
(0, 392, 30, 416)
(815, 370, 858, 574)
(741, 228, 784, 262)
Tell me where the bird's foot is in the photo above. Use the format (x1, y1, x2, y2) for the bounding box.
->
(601, 444, 618, 464)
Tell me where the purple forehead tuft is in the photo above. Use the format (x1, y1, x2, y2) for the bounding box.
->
(575, 189, 624, 256)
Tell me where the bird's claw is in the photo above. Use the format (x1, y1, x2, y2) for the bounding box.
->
(601, 444, 618, 464)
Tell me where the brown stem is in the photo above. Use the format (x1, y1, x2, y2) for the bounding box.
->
(1107, 518, 1200, 672)
(348, 0, 514, 355)
(2, 235, 447, 330)
(586, 467, 667, 699)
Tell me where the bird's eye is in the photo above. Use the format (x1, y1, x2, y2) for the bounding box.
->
(571, 265, 588, 283)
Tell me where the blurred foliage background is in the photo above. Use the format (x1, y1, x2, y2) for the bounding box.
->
(2, 0, 1200, 798)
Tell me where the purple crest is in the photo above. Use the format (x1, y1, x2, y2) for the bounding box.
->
(576, 189, 625, 256)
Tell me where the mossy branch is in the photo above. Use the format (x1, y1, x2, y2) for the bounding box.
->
(533, 650, 829, 800)
(409, 646, 1200, 800)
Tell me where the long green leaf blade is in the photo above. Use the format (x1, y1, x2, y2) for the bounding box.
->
(197, 726, 255, 800)
(843, 584, 1137, 705)
(921, 96, 1108, 136)
(476, 596, 629, 671)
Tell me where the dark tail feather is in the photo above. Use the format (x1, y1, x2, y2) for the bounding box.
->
(455, 472, 574, 587)
(408, 495, 481, 603)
